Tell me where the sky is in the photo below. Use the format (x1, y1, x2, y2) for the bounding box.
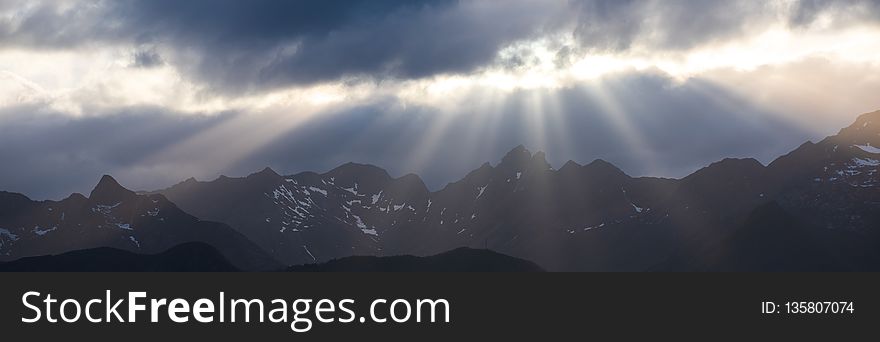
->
(2, 0, 880, 200)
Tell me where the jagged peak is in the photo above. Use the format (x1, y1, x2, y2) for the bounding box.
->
(583, 159, 628, 177)
(97, 174, 120, 186)
(712, 157, 765, 168)
(89, 175, 135, 204)
(258, 166, 278, 175)
(558, 160, 582, 173)
(852, 109, 880, 127)
(585, 158, 616, 168)
(464, 162, 494, 177)
(499, 145, 532, 169)
(396, 173, 424, 183)
(530, 151, 551, 170)
(158, 176, 201, 193)
(831, 110, 880, 146)
(506, 144, 529, 156)
(64, 192, 88, 202)
(247, 166, 280, 179)
(325, 162, 392, 181)
(688, 158, 765, 181)
(389, 173, 430, 193)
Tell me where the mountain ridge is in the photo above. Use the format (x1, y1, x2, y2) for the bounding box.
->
(150, 109, 880, 270)
(0, 176, 281, 271)
(3, 109, 880, 271)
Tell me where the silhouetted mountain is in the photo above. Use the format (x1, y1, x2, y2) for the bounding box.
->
(0, 176, 280, 271)
(765, 110, 880, 233)
(152, 110, 880, 271)
(5, 110, 880, 271)
(0, 242, 238, 272)
(287, 247, 544, 272)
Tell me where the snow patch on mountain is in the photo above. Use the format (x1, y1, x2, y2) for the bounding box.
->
(91, 202, 121, 215)
(302, 245, 316, 261)
(0, 228, 19, 241)
(855, 144, 880, 154)
(584, 223, 606, 232)
(308, 187, 328, 196)
(852, 157, 880, 167)
(631, 203, 644, 213)
(342, 185, 358, 195)
(33, 225, 57, 236)
(476, 185, 488, 198)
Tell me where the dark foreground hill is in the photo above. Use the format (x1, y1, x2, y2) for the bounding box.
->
(0, 244, 542, 272)
(0, 242, 238, 272)
(288, 247, 544, 272)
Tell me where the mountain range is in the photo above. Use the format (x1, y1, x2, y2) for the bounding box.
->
(2, 110, 879, 271)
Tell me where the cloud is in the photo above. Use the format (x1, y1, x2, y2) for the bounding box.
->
(6, 0, 875, 94)
(6, 0, 549, 93)
(131, 48, 163, 68)
(789, 0, 880, 26)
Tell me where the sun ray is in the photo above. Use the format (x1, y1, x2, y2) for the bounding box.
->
(583, 81, 660, 174)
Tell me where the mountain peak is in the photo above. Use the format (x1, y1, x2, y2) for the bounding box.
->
(249, 167, 280, 178)
(531, 151, 551, 171)
(832, 110, 880, 146)
(95, 175, 123, 191)
(499, 145, 532, 169)
(688, 158, 765, 183)
(64, 192, 88, 202)
(854, 109, 880, 126)
(325, 162, 392, 184)
(583, 159, 627, 177)
(586, 158, 615, 168)
(708, 158, 765, 172)
(558, 160, 582, 173)
(89, 175, 135, 204)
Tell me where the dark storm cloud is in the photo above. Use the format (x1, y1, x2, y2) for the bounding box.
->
(2, 1, 878, 92)
(575, 0, 880, 52)
(131, 49, 163, 68)
(2, 0, 559, 93)
(789, 0, 880, 26)
(0, 71, 818, 200)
